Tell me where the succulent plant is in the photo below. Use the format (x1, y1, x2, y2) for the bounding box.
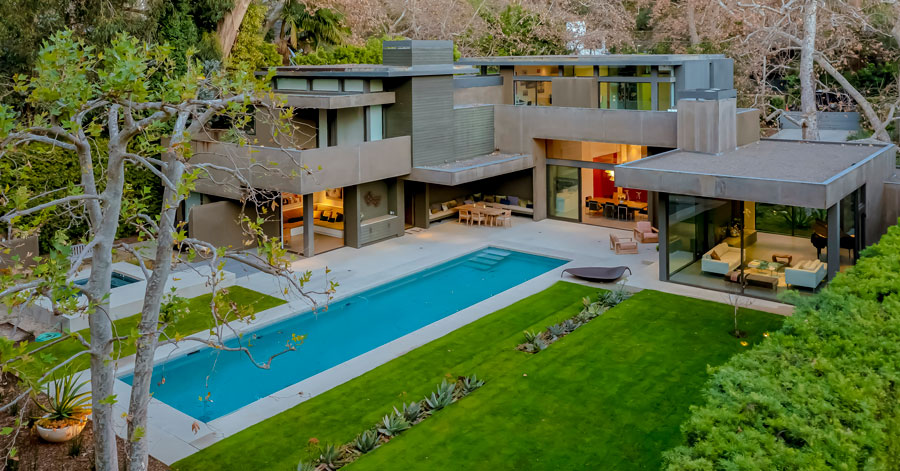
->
(318, 442, 340, 467)
(462, 374, 485, 394)
(532, 338, 548, 351)
(378, 412, 410, 437)
(296, 459, 317, 471)
(523, 330, 540, 343)
(396, 401, 423, 423)
(547, 323, 565, 337)
(562, 319, 578, 333)
(353, 430, 380, 454)
(425, 379, 456, 410)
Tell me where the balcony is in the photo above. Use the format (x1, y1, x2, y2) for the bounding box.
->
(190, 136, 412, 198)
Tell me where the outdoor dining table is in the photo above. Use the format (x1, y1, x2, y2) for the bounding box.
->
(458, 204, 504, 225)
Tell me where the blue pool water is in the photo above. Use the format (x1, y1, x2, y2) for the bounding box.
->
(75, 271, 141, 289)
(121, 248, 565, 421)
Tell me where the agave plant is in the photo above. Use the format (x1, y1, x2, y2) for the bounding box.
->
(562, 319, 578, 333)
(396, 401, 423, 423)
(318, 442, 340, 468)
(523, 330, 540, 343)
(547, 324, 565, 337)
(425, 380, 456, 410)
(377, 412, 410, 437)
(353, 430, 380, 453)
(532, 338, 548, 351)
(296, 459, 317, 471)
(461, 374, 485, 394)
(35, 373, 91, 428)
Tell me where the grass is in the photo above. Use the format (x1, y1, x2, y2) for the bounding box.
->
(15, 286, 286, 378)
(172, 283, 784, 471)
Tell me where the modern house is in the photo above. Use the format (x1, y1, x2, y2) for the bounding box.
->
(186, 40, 897, 301)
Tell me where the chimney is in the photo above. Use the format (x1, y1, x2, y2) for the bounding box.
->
(676, 89, 737, 154)
(382, 40, 455, 67)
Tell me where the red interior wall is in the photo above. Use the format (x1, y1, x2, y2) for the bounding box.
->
(593, 154, 615, 198)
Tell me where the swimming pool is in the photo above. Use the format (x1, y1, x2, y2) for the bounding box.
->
(120, 248, 566, 421)
(75, 271, 141, 289)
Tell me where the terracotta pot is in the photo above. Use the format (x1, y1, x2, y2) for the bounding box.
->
(35, 417, 87, 443)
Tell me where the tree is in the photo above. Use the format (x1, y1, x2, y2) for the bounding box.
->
(229, 1, 282, 70)
(275, 1, 348, 62)
(0, 31, 330, 470)
(717, 0, 899, 141)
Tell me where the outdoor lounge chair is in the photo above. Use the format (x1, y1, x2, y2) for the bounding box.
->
(561, 266, 632, 283)
(633, 221, 659, 243)
(610, 234, 639, 254)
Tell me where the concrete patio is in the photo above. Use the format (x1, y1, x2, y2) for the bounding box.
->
(109, 216, 792, 465)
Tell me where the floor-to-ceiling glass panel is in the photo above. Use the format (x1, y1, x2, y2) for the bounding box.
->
(548, 165, 580, 220)
(514, 81, 553, 106)
(658, 82, 674, 111)
(600, 82, 652, 110)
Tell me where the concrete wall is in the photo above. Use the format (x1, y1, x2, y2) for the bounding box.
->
(337, 107, 365, 146)
(550, 77, 598, 108)
(454, 85, 504, 105)
(736, 108, 760, 147)
(494, 105, 678, 154)
(676, 98, 737, 154)
(188, 200, 279, 249)
(191, 136, 412, 197)
(427, 169, 534, 205)
(883, 178, 900, 238)
(410, 76, 455, 166)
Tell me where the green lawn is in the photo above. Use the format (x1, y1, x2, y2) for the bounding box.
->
(16, 286, 286, 378)
(173, 283, 784, 471)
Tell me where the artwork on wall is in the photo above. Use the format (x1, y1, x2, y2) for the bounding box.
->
(325, 188, 343, 200)
(364, 191, 382, 207)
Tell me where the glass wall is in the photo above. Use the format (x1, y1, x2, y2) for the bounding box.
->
(514, 65, 558, 76)
(548, 165, 579, 220)
(563, 65, 594, 77)
(515, 81, 552, 106)
(665, 194, 835, 301)
(755, 204, 825, 238)
(599, 82, 652, 110)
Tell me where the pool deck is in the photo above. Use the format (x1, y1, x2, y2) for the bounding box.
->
(105, 217, 793, 464)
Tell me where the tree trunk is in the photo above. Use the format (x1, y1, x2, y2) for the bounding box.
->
(88, 156, 129, 471)
(125, 152, 185, 471)
(686, 0, 700, 48)
(799, 0, 819, 140)
(814, 54, 891, 141)
(218, 0, 253, 59)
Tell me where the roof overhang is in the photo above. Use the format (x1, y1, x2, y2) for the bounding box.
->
(405, 153, 534, 186)
(277, 91, 396, 109)
(614, 139, 895, 209)
(456, 54, 727, 67)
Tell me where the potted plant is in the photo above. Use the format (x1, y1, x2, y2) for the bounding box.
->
(33, 373, 91, 443)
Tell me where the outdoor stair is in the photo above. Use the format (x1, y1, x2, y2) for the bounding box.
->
(464, 249, 512, 270)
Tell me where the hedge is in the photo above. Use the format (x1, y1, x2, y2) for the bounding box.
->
(663, 224, 900, 469)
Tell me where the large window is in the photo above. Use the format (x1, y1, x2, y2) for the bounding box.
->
(754, 204, 824, 238)
(548, 165, 579, 220)
(515, 81, 552, 106)
(599, 82, 652, 110)
(514, 65, 558, 76)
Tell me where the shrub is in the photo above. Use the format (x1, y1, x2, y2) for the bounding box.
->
(664, 224, 900, 469)
(229, 2, 281, 71)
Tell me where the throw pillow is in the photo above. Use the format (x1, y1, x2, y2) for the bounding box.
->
(473, 192, 483, 201)
(500, 198, 511, 205)
(441, 203, 449, 211)
(518, 199, 528, 208)
(321, 210, 332, 220)
(508, 196, 520, 205)
(710, 251, 721, 261)
(335, 212, 344, 223)
(464, 199, 475, 205)
(447, 200, 458, 208)
(484, 195, 495, 203)
(495, 195, 506, 202)
(313, 210, 323, 219)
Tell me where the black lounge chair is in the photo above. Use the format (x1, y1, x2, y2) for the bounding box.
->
(561, 266, 632, 283)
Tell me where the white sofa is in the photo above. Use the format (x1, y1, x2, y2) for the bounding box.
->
(701, 243, 742, 275)
(785, 259, 827, 289)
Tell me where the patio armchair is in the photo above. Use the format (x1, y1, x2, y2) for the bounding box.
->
(633, 221, 659, 243)
(610, 234, 639, 254)
(469, 209, 486, 226)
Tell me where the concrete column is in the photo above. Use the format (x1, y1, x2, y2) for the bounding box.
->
(390, 178, 405, 237)
(827, 202, 840, 281)
(318, 109, 328, 148)
(532, 139, 548, 221)
(303, 193, 314, 257)
(500, 67, 514, 105)
(344, 185, 361, 248)
(650, 69, 658, 111)
(657, 192, 669, 281)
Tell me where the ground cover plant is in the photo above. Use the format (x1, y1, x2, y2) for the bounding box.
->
(663, 224, 900, 469)
(173, 282, 783, 470)
(297, 375, 485, 470)
(11, 286, 286, 379)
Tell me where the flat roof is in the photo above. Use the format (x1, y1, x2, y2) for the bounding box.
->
(457, 54, 727, 67)
(614, 139, 894, 208)
(406, 152, 534, 186)
(625, 140, 881, 184)
(259, 63, 474, 78)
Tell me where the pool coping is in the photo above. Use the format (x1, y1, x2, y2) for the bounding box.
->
(108, 242, 579, 464)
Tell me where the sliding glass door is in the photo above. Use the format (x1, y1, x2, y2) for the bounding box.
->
(547, 165, 580, 221)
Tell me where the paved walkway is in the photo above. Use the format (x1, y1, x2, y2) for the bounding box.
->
(111, 217, 792, 464)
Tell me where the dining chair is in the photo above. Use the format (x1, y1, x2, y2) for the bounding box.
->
(458, 208, 471, 225)
(604, 203, 616, 219)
